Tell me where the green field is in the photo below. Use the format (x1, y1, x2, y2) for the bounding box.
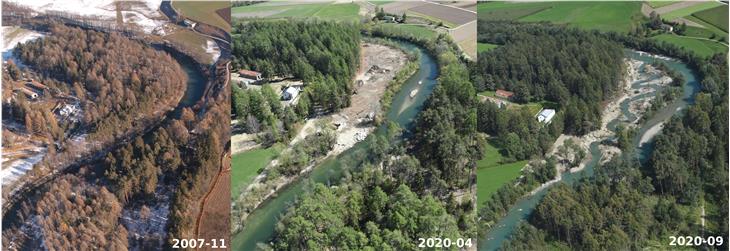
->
(370, 0, 394, 6)
(231, 145, 283, 198)
(653, 34, 728, 57)
(477, 2, 551, 21)
(173, 1, 231, 31)
(232, 3, 361, 22)
(378, 23, 438, 40)
(477, 141, 528, 208)
(477, 2, 644, 33)
(645, 1, 680, 8)
(661, 1, 723, 20)
(478, 43, 498, 53)
(692, 5, 728, 32)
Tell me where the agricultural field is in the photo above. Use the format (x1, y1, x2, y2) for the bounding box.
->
(378, 23, 438, 40)
(164, 29, 216, 64)
(231, 2, 360, 22)
(659, 1, 722, 21)
(172, 0, 230, 31)
(653, 34, 727, 57)
(477, 42, 498, 53)
(477, 141, 527, 208)
(369, 0, 394, 6)
(645, 1, 680, 8)
(692, 5, 728, 32)
(477, 1, 644, 33)
(231, 145, 282, 198)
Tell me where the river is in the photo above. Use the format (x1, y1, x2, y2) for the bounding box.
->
(232, 40, 439, 250)
(478, 49, 701, 251)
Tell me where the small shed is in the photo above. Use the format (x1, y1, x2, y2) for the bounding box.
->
(496, 89, 514, 99)
(16, 88, 38, 100)
(282, 87, 299, 101)
(239, 70, 262, 80)
(537, 109, 556, 124)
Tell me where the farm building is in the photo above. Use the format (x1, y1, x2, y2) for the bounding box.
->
(496, 89, 514, 99)
(15, 88, 38, 100)
(239, 69, 262, 80)
(537, 109, 556, 124)
(25, 79, 47, 92)
(282, 87, 299, 101)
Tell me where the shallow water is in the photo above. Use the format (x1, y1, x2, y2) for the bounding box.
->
(478, 49, 701, 250)
(231, 40, 439, 250)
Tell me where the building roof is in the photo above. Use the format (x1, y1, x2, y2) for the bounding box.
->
(25, 80, 47, 90)
(496, 89, 514, 98)
(238, 69, 261, 77)
(539, 109, 556, 117)
(285, 87, 299, 95)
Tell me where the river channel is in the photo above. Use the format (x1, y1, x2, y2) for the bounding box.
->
(232, 40, 439, 250)
(478, 50, 701, 250)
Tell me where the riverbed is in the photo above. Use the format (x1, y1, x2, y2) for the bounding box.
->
(478, 49, 701, 250)
(231, 40, 439, 250)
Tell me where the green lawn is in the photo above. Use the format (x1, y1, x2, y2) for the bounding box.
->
(653, 34, 728, 58)
(232, 3, 360, 22)
(478, 2, 644, 33)
(684, 15, 728, 40)
(645, 1, 680, 8)
(692, 5, 728, 32)
(173, 1, 231, 31)
(478, 43, 499, 53)
(477, 2, 551, 21)
(477, 141, 528, 208)
(378, 23, 438, 40)
(231, 145, 283, 198)
(519, 2, 644, 33)
(661, 1, 723, 20)
(370, 0, 394, 6)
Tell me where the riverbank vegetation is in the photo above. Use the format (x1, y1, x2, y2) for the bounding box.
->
(264, 27, 481, 248)
(12, 24, 187, 142)
(475, 21, 625, 136)
(231, 20, 360, 144)
(499, 28, 728, 251)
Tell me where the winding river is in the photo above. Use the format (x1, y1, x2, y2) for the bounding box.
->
(478, 50, 701, 250)
(232, 40, 439, 250)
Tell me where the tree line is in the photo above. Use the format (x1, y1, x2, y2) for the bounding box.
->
(475, 21, 625, 135)
(14, 24, 187, 142)
(268, 27, 481, 249)
(500, 27, 728, 250)
(232, 20, 360, 116)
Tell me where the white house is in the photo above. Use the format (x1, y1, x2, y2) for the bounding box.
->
(282, 87, 299, 101)
(537, 109, 556, 124)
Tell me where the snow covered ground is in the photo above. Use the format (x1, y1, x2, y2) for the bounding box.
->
(1, 148, 46, 184)
(203, 39, 221, 63)
(2, 26, 45, 67)
(5, 0, 167, 34)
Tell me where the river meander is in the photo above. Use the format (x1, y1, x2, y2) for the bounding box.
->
(479, 50, 701, 250)
(232, 40, 439, 250)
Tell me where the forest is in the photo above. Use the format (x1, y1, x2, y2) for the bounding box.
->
(266, 28, 481, 249)
(232, 20, 360, 116)
(498, 28, 728, 250)
(12, 24, 187, 142)
(474, 21, 625, 136)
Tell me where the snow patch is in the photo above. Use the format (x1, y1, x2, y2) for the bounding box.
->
(6, 0, 166, 35)
(203, 39, 220, 62)
(1, 148, 46, 184)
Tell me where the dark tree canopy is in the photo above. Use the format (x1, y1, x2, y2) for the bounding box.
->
(475, 21, 625, 135)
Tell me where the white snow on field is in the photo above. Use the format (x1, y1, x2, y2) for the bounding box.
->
(2, 27, 45, 67)
(2, 27, 44, 52)
(1, 148, 46, 184)
(6, 0, 166, 35)
(203, 39, 221, 62)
